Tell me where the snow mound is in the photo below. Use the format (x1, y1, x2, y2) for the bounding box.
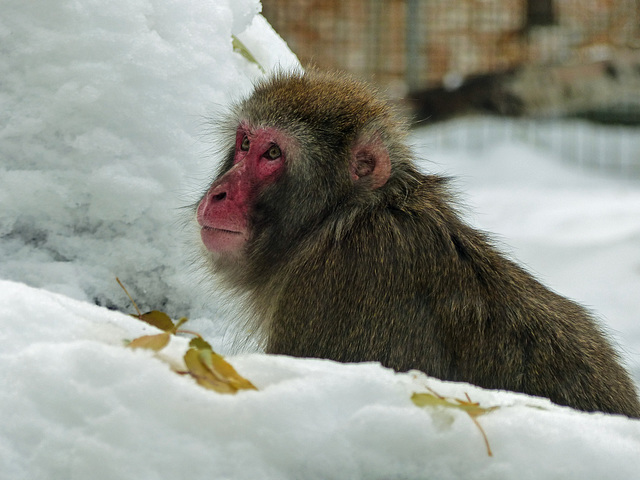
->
(0, 0, 298, 317)
(1, 279, 638, 480)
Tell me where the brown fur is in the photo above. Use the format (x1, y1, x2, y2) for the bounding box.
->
(203, 70, 640, 417)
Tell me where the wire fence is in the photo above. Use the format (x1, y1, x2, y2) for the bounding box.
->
(261, 0, 640, 176)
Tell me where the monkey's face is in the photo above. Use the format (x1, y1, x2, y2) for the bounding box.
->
(196, 71, 397, 269)
(196, 123, 289, 258)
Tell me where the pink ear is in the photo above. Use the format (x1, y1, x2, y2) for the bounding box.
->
(350, 135, 391, 189)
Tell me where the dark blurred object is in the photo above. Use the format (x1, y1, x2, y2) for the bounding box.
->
(411, 53, 640, 126)
(409, 71, 525, 122)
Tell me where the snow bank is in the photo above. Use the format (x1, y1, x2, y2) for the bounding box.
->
(0, 0, 298, 317)
(1, 279, 639, 480)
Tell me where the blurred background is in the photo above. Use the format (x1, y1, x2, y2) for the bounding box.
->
(261, 0, 640, 175)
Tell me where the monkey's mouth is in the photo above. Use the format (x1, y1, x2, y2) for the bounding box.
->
(203, 226, 241, 235)
(200, 225, 247, 253)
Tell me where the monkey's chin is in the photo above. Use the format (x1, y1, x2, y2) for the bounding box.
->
(200, 226, 246, 255)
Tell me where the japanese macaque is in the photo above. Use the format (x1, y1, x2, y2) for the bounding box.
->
(196, 69, 640, 417)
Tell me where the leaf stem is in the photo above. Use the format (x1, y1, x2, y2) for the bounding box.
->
(116, 277, 142, 317)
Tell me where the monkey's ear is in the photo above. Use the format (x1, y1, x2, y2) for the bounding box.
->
(350, 134, 391, 189)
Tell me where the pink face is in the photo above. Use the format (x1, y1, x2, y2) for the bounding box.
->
(196, 125, 287, 257)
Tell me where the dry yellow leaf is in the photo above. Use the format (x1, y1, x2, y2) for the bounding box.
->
(412, 391, 497, 456)
(134, 311, 175, 332)
(128, 332, 171, 351)
(183, 348, 256, 394)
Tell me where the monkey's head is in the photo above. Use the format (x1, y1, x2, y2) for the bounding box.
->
(196, 70, 414, 280)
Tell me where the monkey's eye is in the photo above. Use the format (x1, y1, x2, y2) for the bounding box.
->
(240, 135, 250, 151)
(265, 144, 281, 160)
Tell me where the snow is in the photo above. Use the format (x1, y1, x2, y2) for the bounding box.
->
(0, 0, 298, 317)
(1, 1, 639, 479)
(1, 279, 639, 479)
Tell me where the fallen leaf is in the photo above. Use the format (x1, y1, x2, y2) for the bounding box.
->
(412, 390, 497, 457)
(117, 277, 256, 395)
(183, 348, 236, 393)
(411, 392, 496, 418)
(183, 348, 257, 394)
(128, 332, 171, 351)
(189, 337, 213, 350)
(133, 310, 175, 332)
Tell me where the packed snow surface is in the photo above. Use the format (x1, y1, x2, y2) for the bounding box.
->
(1, 280, 639, 480)
(1, 1, 639, 479)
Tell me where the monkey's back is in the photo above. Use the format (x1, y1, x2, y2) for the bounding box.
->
(266, 173, 640, 418)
